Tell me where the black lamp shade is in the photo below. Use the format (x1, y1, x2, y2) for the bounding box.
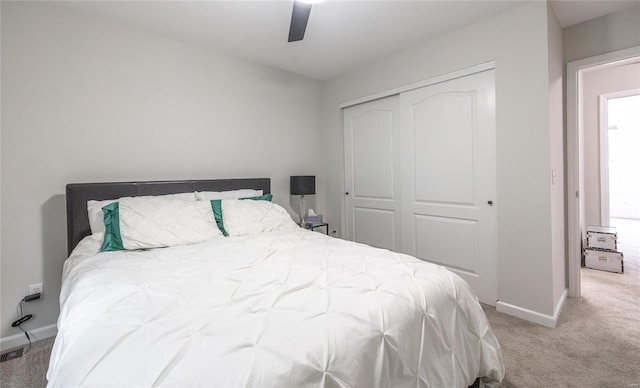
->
(290, 176, 315, 195)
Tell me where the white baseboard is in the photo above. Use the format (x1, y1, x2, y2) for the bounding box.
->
(496, 288, 568, 328)
(0, 324, 57, 351)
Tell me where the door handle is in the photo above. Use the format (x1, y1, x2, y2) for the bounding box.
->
(345, 192, 349, 195)
(488, 200, 493, 206)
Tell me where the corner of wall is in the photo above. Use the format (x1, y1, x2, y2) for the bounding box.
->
(497, 288, 567, 328)
(547, 0, 568, 306)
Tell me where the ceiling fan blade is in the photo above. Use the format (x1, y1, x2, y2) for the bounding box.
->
(288, 1, 312, 42)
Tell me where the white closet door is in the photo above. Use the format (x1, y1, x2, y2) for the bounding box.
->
(400, 70, 497, 304)
(344, 95, 401, 250)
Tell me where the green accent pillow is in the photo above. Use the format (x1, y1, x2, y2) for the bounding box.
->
(209, 200, 228, 237)
(100, 202, 124, 252)
(210, 194, 273, 237)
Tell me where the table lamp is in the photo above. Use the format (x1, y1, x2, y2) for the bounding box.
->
(290, 176, 315, 226)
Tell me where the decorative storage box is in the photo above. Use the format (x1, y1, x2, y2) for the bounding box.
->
(586, 225, 617, 250)
(584, 247, 624, 273)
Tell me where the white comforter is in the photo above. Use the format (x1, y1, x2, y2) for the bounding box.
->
(47, 229, 504, 387)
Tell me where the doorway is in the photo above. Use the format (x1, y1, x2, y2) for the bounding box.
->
(602, 92, 640, 278)
(567, 46, 640, 297)
(600, 92, 640, 226)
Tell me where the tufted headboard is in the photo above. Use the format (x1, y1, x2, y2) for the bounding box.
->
(66, 178, 271, 255)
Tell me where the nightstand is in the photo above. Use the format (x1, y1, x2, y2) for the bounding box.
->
(304, 223, 329, 235)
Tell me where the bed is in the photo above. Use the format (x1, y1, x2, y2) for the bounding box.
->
(47, 178, 504, 387)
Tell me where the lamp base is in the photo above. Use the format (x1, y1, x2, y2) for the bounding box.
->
(300, 195, 306, 227)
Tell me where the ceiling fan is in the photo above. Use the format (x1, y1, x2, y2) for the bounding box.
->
(288, 0, 324, 42)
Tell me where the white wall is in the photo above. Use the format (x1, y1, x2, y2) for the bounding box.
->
(0, 2, 322, 340)
(322, 2, 563, 319)
(547, 3, 566, 309)
(564, 5, 640, 63)
(582, 63, 640, 227)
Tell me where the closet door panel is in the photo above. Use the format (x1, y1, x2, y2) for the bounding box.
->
(414, 215, 478, 274)
(353, 208, 395, 250)
(344, 95, 401, 251)
(400, 69, 497, 305)
(413, 92, 476, 205)
(352, 111, 394, 200)
(343, 69, 497, 305)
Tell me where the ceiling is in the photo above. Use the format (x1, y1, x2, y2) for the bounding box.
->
(55, 0, 640, 81)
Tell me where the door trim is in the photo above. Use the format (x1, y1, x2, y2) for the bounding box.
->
(567, 46, 640, 298)
(339, 62, 495, 109)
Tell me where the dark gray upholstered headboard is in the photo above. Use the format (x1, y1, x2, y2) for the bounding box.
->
(66, 178, 271, 255)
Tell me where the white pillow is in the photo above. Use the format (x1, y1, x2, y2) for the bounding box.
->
(194, 191, 236, 201)
(87, 192, 196, 234)
(118, 197, 222, 250)
(232, 189, 263, 199)
(195, 189, 263, 201)
(222, 199, 297, 237)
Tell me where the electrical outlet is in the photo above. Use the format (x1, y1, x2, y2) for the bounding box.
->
(28, 283, 43, 297)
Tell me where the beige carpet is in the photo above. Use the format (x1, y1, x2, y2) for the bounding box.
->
(484, 269, 639, 387)
(485, 217, 640, 387)
(2, 219, 638, 387)
(0, 336, 53, 388)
